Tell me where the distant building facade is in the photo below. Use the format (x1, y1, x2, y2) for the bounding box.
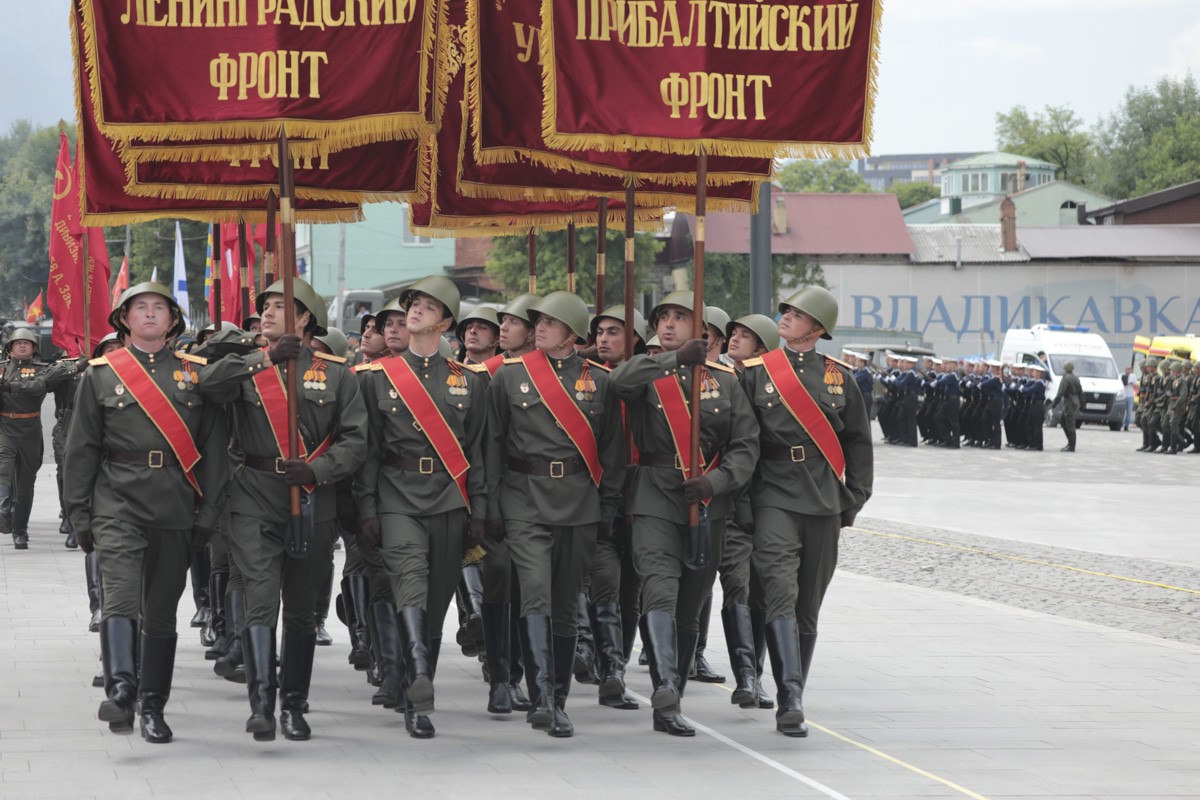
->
(850, 152, 979, 190)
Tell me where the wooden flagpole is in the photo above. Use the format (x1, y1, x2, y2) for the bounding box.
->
(237, 221, 251, 324)
(566, 221, 576, 294)
(212, 223, 223, 327)
(277, 133, 301, 519)
(688, 148, 708, 528)
(595, 198, 607, 308)
(265, 192, 278, 287)
(82, 235, 91, 356)
(527, 230, 537, 294)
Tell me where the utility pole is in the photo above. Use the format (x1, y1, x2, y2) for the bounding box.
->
(749, 181, 773, 315)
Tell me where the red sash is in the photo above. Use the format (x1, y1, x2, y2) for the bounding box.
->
(483, 354, 505, 377)
(521, 350, 602, 487)
(379, 355, 472, 509)
(761, 350, 846, 482)
(104, 348, 203, 496)
(251, 359, 334, 493)
(652, 373, 721, 506)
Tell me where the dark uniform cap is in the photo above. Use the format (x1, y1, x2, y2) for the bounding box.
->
(315, 327, 349, 359)
(1063, 361, 1075, 373)
(4, 327, 39, 355)
(399, 275, 460, 324)
(779, 285, 838, 340)
(705, 306, 731, 340)
(256, 277, 328, 336)
(589, 304, 648, 344)
(455, 305, 501, 342)
(497, 293, 540, 326)
(109, 281, 187, 340)
(649, 290, 710, 330)
(528, 291, 590, 341)
(726, 313, 780, 352)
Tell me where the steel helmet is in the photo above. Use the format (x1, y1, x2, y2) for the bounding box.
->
(4, 327, 39, 356)
(256, 277, 329, 336)
(91, 331, 121, 358)
(399, 275, 460, 324)
(110, 281, 187, 339)
(455, 305, 501, 342)
(241, 313, 261, 328)
(727, 314, 780, 352)
(374, 297, 406, 330)
(779, 285, 837, 340)
(315, 326, 349, 359)
(528, 291, 590, 341)
(589, 304, 648, 344)
(649, 290, 709, 331)
(705, 306, 731, 341)
(497, 293, 539, 326)
(646, 335, 662, 349)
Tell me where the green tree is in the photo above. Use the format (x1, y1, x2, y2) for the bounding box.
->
(777, 160, 873, 193)
(486, 227, 663, 309)
(1089, 73, 1200, 198)
(0, 121, 65, 316)
(125, 220, 212, 321)
(891, 182, 940, 209)
(682, 253, 825, 319)
(995, 104, 1092, 184)
(1134, 113, 1200, 195)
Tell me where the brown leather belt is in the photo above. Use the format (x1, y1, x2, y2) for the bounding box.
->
(761, 443, 808, 462)
(507, 456, 586, 479)
(1, 411, 40, 420)
(106, 449, 179, 469)
(384, 453, 446, 474)
(243, 454, 287, 473)
(637, 451, 715, 469)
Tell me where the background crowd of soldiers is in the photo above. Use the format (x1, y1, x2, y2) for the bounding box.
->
(5, 275, 871, 747)
(1134, 356, 1200, 454)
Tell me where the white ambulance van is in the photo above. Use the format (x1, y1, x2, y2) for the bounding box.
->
(1000, 324, 1125, 430)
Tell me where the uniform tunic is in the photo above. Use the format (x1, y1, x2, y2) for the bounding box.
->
(1, 357, 76, 532)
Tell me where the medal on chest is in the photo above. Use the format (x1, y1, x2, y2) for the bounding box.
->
(303, 360, 328, 391)
(446, 360, 468, 396)
(20, 367, 36, 379)
(574, 362, 596, 402)
(824, 363, 844, 395)
(699, 368, 720, 401)
(174, 363, 198, 391)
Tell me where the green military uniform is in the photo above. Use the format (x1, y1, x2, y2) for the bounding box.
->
(1136, 360, 1158, 452)
(52, 352, 87, 546)
(485, 292, 624, 738)
(1054, 362, 1083, 452)
(741, 286, 873, 738)
(200, 279, 367, 743)
(64, 282, 229, 742)
(609, 293, 759, 737)
(1165, 361, 1190, 454)
(1187, 363, 1200, 453)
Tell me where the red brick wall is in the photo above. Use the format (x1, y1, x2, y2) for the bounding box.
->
(1116, 195, 1200, 225)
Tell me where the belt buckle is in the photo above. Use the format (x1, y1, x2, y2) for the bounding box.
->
(419, 456, 435, 475)
(790, 445, 806, 463)
(549, 460, 565, 479)
(148, 450, 165, 469)
(673, 453, 684, 471)
(274, 457, 286, 474)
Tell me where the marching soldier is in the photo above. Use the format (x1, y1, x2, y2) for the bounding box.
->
(65, 283, 229, 742)
(356, 278, 488, 739)
(741, 286, 873, 738)
(934, 360, 961, 448)
(54, 335, 108, 550)
(1054, 361, 1083, 452)
(979, 360, 1004, 449)
(200, 277, 367, 742)
(609, 291, 758, 737)
(1024, 364, 1047, 451)
(1136, 358, 1159, 452)
(1164, 360, 1190, 454)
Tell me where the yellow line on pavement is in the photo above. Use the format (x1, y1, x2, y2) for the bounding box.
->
(849, 526, 1200, 596)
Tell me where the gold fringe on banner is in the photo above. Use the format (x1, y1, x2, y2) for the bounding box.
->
(538, 0, 883, 160)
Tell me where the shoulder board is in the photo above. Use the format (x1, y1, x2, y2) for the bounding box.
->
(88, 356, 109, 367)
(352, 362, 375, 373)
(586, 359, 612, 372)
(822, 354, 853, 370)
(176, 351, 208, 366)
(461, 362, 489, 374)
(741, 356, 764, 368)
(313, 351, 346, 364)
(504, 357, 524, 365)
(705, 360, 735, 374)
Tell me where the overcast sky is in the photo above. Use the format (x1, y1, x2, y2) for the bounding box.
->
(2, 1, 1197, 156)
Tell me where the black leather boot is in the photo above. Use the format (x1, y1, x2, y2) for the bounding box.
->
(204, 571, 229, 659)
(243, 625, 278, 741)
(751, 608, 774, 709)
(85, 552, 102, 633)
(481, 602, 512, 714)
(189, 550, 211, 629)
(396, 607, 435, 714)
(723, 604, 758, 708)
(621, 610, 639, 663)
(690, 595, 724, 683)
(549, 633, 576, 738)
(138, 633, 176, 743)
(0, 484, 11, 534)
(766, 619, 807, 737)
(368, 602, 403, 709)
(593, 602, 637, 710)
(507, 610, 531, 711)
(518, 614, 555, 730)
(641, 613, 693, 736)
(65, 528, 78, 549)
(214, 589, 247, 683)
(314, 565, 334, 646)
(573, 593, 598, 684)
(677, 628, 698, 699)
(799, 632, 818, 689)
(280, 631, 316, 740)
(342, 573, 372, 669)
(456, 564, 485, 657)
(98, 616, 138, 732)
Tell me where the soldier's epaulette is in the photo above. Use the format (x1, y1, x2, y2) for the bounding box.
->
(586, 359, 612, 372)
(741, 356, 764, 368)
(176, 351, 208, 366)
(822, 353, 853, 370)
(88, 356, 108, 367)
(460, 362, 489, 374)
(705, 360, 735, 374)
(504, 357, 524, 365)
(313, 351, 346, 364)
(352, 362, 376, 373)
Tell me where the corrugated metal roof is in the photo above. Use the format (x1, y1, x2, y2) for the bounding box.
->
(1018, 225, 1200, 259)
(908, 225, 1029, 263)
(944, 151, 1057, 170)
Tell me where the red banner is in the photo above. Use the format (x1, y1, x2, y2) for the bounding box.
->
(48, 133, 112, 357)
(111, 255, 129, 309)
(468, 0, 774, 185)
(77, 0, 435, 147)
(209, 223, 256, 324)
(540, 0, 883, 158)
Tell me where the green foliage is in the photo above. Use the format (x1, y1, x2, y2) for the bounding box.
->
(126, 220, 212, 320)
(0, 121, 66, 316)
(485, 227, 663, 309)
(1134, 114, 1200, 196)
(687, 253, 825, 319)
(777, 160, 873, 193)
(891, 182, 940, 209)
(995, 104, 1092, 184)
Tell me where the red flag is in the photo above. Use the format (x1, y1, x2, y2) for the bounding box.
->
(111, 254, 129, 309)
(26, 291, 44, 324)
(217, 223, 256, 324)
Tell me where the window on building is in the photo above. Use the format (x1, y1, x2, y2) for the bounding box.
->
(969, 173, 980, 192)
(942, 175, 953, 196)
(980, 173, 989, 192)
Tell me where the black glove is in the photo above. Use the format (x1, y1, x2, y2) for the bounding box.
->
(191, 525, 213, 556)
(840, 508, 858, 529)
(596, 520, 613, 541)
(282, 459, 316, 486)
(681, 475, 715, 504)
(360, 517, 382, 550)
(75, 357, 89, 374)
(75, 529, 95, 554)
(467, 518, 487, 549)
(269, 333, 303, 364)
(485, 518, 507, 542)
(675, 338, 708, 368)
